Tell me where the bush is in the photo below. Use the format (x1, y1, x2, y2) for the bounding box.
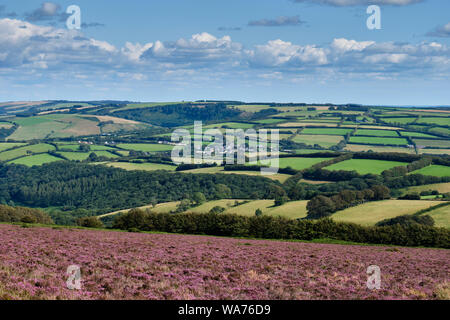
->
(111, 210, 450, 248)
(77, 216, 104, 229)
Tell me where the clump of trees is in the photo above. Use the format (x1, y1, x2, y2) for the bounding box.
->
(376, 215, 435, 227)
(306, 185, 391, 219)
(0, 205, 53, 224)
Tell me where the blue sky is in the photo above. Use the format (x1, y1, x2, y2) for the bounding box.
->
(0, 0, 449, 105)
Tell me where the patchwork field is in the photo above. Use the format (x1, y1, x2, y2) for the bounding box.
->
(325, 159, 408, 175)
(0, 143, 27, 152)
(292, 134, 343, 147)
(301, 128, 353, 136)
(419, 149, 450, 155)
(414, 139, 450, 149)
(354, 129, 399, 137)
(0, 143, 55, 161)
(332, 200, 446, 226)
(276, 157, 331, 170)
(400, 183, 450, 195)
(400, 131, 438, 138)
(116, 143, 173, 152)
(8, 153, 62, 166)
(348, 136, 409, 146)
(410, 165, 450, 178)
(416, 117, 450, 126)
(344, 145, 416, 154)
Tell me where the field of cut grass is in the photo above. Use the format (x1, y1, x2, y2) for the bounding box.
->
(222, 200, 308, 219)
(348, 136, 409, 146)
(301, 128, 353, 136)
(355, 129, 399, 137)
(292, 134, 343, 147)
(203, 122, 255, 130)
(8, 115, 101, 140)
(253, 119, 284, 124)
(325, 159, 408, 175)
(181, 166, 291, 182)
(414, 139, 450, 149)
(419, 149, 450, 155)
(0, 143, 27, 152)
(424, 205, 450, 228)
(116, 143, 173, 152)
(410, 165, 450, 177)
(400, 183, 450, 195)
(344, 144, 416, 154)
(332, 200, 445, 226)
(0, 143, 55, 161)
(8, 153, 62, 166)
(104, 162, 177, 171)
(278, 122, 339, 128)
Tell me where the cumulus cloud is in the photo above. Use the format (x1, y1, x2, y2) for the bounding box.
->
(248, 16, 305, 27)
(292, 0, 423, 6)
(427, 22, 450, 38)
(25, 2, 62, 22)
(0, 17, 449, 85)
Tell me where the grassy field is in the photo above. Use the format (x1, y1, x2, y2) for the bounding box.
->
(424, 205, 450, 228)
(116, 143, 173, 152)
(348, 136, 409, 146)
(8, 115, 101, 140)
(104, 162, 177, 171)
(382, 117, 417, 125)
(203, 122, 255, 130)
(325, 159, 408, 175)
(410, 165, 450, 177)
(414, 139, 450, 148)
(419, 149, 450, 155)
(275, 157, 331, 170)
(57, 152, 91, 161)
(0, 143, 55, 161)
(278, 122, 339, 128)
(301, 128, 353, 135)
(400, 183, 450, 195)
(181, 166, 292, 182)
(0, 143, 27, 152)
(332, 200, 445, 226)
(399, 131, 438, 138)
(344, 144, 416, 154)
(354, 129, 399, 137)
(416, 117, 450, 126)
(292, 134, 343, 147)
(8, 153, 62, 166)
(253, 119, 285, 124)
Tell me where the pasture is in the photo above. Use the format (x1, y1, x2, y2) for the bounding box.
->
(425, 205, 450, 229)
(410, 165, 450, 177)
(348, 136, 409, 146)
(292, 134, 343, 147)
(301, 128, 353, 135)
(354, 129, 399, 137)
(414, 139, 450, 148)
(344, 144, 415, 154)
(400, 183, 450, 195)
(8, 153, 62, 166)
(332, 200, 445, 226)
(325, 159, 408, 175)
(0, 143, 27, 152)
(0, 143, 55, 161)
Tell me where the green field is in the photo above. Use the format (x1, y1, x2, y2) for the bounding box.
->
(104, 162, 177, 171)
(0, 143, 27, 152)
(8, 153, 62, 166)
(332, 200, 445, 226)
(416, 117, 450, 126)
(348, 136, 409, 146)
(355, 129, 399, 137)
(400, 183, 450, 195)
(410, 165, 450, 177)
(344, 144, 416, 154)
(399, 131, 438, 138)
(275, 157, 331, 170)
(253, 119, 285, 124)
(301, 128, 353, 136)
(203, 122, 255, 130)
(58, 152, 91, 161)
(0, 143, 56, 161)
(292, 134, 343, 147)
(424, 205, 450, 228)
(8, 114, 101, 140)
(116, 143, 174, 152)
(325, 159, 408, 175)
(382, 117, 417, 125)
